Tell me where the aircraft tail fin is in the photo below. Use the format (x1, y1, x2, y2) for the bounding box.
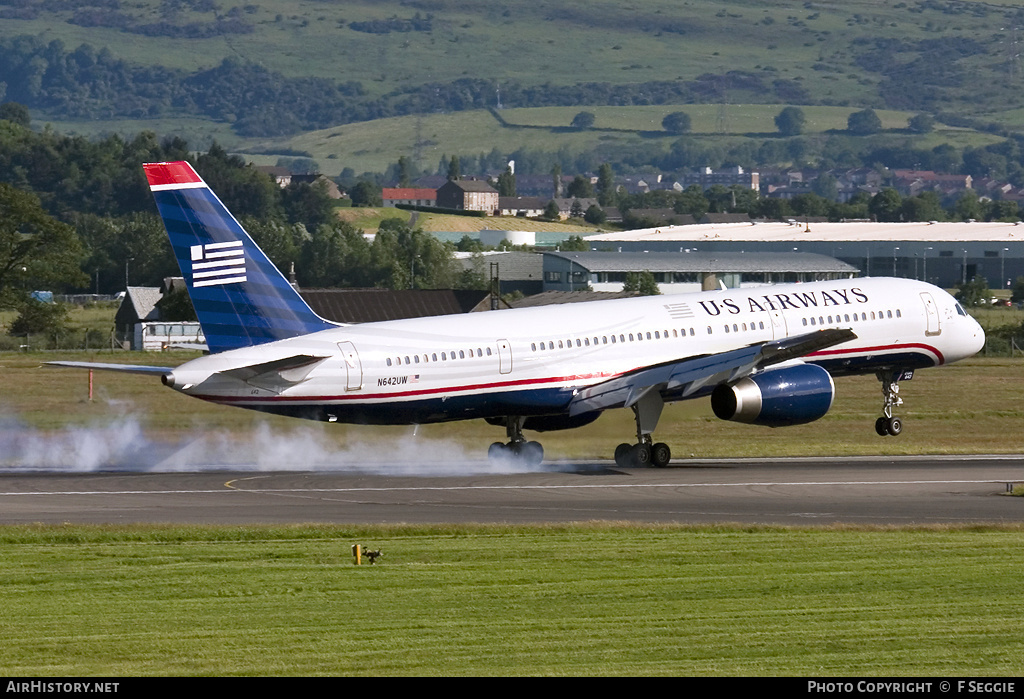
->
(144, 161, 337, 354)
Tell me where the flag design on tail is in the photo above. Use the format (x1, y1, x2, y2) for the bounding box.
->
(144, 161, 337, 354)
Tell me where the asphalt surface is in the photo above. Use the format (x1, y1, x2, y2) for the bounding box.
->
(1, 455, 1022, 525)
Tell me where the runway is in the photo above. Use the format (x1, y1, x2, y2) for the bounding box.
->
(1, 455, 1022, 525)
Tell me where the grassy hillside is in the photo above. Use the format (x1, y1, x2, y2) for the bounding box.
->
(5, 1, 1024, 136)
(259, 103, 1005, 176)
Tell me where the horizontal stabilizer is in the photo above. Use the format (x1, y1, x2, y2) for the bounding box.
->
(47, 361, 173, 375)
(219, 354, 329, 392)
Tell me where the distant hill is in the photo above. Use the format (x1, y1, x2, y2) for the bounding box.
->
(4, 1, 1023, 180)
(3, 0, 1023, 137)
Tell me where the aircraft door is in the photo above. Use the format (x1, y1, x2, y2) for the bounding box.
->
(768, 310, 788, 340)
(337, 341, 363, 390)
(497, 339, 512, 374)
(920, 292, 941, 336)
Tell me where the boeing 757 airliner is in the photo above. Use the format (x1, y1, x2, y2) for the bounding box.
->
(52, 162, 986, 467)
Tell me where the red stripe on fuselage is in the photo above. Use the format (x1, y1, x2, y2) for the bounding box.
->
(809, 342, 944, 365)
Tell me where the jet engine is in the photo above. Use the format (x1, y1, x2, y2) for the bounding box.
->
(710, 363, 835, 427)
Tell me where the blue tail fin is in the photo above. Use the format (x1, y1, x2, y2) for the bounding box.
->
(144, 161, 336, 354)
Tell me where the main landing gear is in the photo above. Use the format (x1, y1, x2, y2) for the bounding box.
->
(614, 390, 671, 468)
(488, 416, 544, 466)
(875, 369, 911, 437)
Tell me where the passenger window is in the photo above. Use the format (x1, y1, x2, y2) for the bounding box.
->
(386, 358, 392, 366)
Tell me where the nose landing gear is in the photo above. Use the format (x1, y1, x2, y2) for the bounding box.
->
(875, 369, 912, 437)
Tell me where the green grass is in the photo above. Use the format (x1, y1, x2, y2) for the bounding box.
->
(266, 105, 1004, 177)
(1, 523, 1022, 676)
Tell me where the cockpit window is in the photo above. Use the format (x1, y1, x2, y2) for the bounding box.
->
(955, 303, 967, 317)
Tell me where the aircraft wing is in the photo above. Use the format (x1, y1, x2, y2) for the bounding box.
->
(568, 328, 856, 416)
(47, 361, 174, 375)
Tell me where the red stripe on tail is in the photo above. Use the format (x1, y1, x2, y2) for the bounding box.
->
(143, 161, 203, 188)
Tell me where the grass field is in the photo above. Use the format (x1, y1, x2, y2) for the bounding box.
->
(263, 105, 1003, 177)
(2, 523, 1023, 676)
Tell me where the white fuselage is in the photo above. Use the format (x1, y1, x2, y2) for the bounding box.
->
(164, 277, 984, 425)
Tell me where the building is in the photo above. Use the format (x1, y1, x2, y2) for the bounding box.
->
(435, 179, 499, 213)
(677, 166, 760, 192)
(454, 250, 545, 296)
(498, 196, 548, 217)
(383, 188, 437, 208)
(300, 289, 497, 323)
(542, 250, 857, 295)
(585, 220, 1024, 289)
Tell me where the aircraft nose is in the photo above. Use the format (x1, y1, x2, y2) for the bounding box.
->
(956, 313, 986, 361)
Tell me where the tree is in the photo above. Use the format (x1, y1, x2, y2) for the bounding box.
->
(675, 185, 710, 219)
(0, 183, 87, 305)
(397, 156, 413, 187)
(584, 205, 606, 225)
(596, 162, 616, 206)
(774, 106, 806, 137)
(571, 111, 595, 129)
(495, 165, 516, 197)
(0, 102, 31, 128)
(955, 276, 989, 307)
(349, 180, 382, 207)
(868, 188, 903, 222)
(543, 200, 561, 220)
(1011, 276, 1024, 304)
(661, 111, 692, 134)
(623, 270, 660, 296)
(447, 155, 461, 181)
(847, 108, 883, 135)
(9, 298, 69, 335)
(282, 179, 335, 230)
(566, 175, 594, 198)
(561, 235, 590, 252)
(953, 190, 983, 221)
(900, 192, 944, 222)
(908, 113, 934, 134)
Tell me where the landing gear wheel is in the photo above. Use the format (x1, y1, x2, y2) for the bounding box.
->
(521, 441, 544, 466)
(651, 442, 671, 468)
(614, 443, 632, 467)
(885, 416, 902, 436)
(630, 443, 652, 467)
(875, 417, 889, 437)
(489, 442, 507, 459)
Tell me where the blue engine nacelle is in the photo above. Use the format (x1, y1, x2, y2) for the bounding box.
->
(710, 363, 835, 427)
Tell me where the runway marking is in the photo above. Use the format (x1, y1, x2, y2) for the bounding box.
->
(0, 478, 1018, 497)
